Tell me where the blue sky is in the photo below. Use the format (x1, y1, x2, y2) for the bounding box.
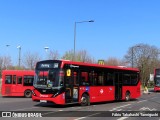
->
(1, 0, 160, 65)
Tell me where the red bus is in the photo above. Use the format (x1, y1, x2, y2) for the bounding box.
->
(32, 60, 141, 106)
(1, 70, 34, 97)
(154, 68, 160, 92)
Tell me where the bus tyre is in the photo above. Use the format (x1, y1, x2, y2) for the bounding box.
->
(24, 90, 32, 98)
(125, 92, 130, 101)
(80, 94, 90, 106)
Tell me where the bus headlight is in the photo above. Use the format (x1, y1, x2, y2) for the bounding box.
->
(53, 92, 59, 98)
(32, 90, 36, 96)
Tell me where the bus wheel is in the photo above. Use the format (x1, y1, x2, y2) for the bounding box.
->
(125, 92, 130, 101)
(24, 90, 32, 98)
(80, 94, 90, 106)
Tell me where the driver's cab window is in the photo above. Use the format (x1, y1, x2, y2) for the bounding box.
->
(47, 70, 58, 87)
(38, 71, 48, 85)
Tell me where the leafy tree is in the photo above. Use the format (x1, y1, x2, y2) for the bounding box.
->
(124, 43, 160, 86)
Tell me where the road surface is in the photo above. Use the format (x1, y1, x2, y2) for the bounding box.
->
(0, 91, 160, 120)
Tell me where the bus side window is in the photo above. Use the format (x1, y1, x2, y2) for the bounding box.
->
(17, 77, 22, 84)
(131, 74, 138, 85)
(24, 76, 34, 86)
(123, 74, 131, 85)
(80, 72, 89, 86)
(98, 75, 104, 86)
(13, 75, 16, 84)
(74, 72, 79, 86)
(97, 72, 105, 86)
(93, 72, 98, 86)
(106, 73, 114, 86)
(5, 75, 12, 84)
(89, 72, 93, 86)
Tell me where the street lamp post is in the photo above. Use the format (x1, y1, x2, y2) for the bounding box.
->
(6, 45, 10, 47)
(44, 47, 49, 59)
(44, 47, 49, 52)
(6, 45, 10, 56)
(73, 20, 94, 60)
(17, 46, 21, 67)
(5, 45, 10, 69)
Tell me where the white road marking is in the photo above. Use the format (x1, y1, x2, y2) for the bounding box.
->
(137, 100, 147, 103)
(41, 111, 60, 116)
(74, 117, 86, 120)
(117, 117, 128, 120)
(140, 107, 157, 111)
(40, 110, 63, 116)
(74, 112, 100, 120)
(11, 106, 41, 111)
(117, 109, 122, 111)
(150, 97, 158, 99)
(109, 104, 131, 111)
(59, 110, 63, 111)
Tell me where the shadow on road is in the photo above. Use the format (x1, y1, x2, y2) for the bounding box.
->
(34, 99, 139, 108)
(34, 102, 80, 108)
(1, 96, 27, 98)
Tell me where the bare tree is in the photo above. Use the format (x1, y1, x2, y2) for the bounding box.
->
(62, 50, 95, 63)
(124, 43, 160, 86)
(23, 52, 41, 70)
(0, 56, 12, 70)
(61, 50, 74, 61)
(47, 50, 60, 60)
(105, 57, 127, 66)
(0, 55, 12, 77)
(76, 50, 95, 63)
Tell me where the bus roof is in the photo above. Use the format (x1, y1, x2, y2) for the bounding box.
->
(2, 70, 34, 74)
(37, 60, 139, 72)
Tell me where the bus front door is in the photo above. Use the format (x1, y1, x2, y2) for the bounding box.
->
(115, 73, 122, 100)
(65, 68, 79, 104)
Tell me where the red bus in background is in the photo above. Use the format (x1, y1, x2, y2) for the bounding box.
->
(154, 68, 160, 92)
(1, 70, 34, 97)
(32, 60, 141, 106)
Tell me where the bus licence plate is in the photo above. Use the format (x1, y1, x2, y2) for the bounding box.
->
(40, 100, 47, 103)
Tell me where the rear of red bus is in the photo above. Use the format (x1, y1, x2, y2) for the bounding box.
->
(154, 69, 160, 92)
(1, 70, 34, 97)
